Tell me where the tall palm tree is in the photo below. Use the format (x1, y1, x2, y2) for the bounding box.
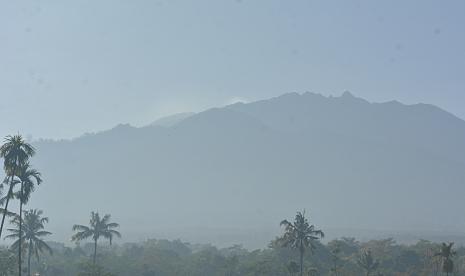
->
(357, 248, 379, 276)
(0, 135, 35, 239)
(435, 242, 455, 276)
(278, 211, 324, 276)
(6, 209, 52, 276)
(14, 163, 42, 206)
(12, 163, 42, 276)
(71, 212, 121, 265)
(0, 135, 35, 276)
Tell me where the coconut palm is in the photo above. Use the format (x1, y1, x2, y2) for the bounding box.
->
(357, 248, 379, 276)
(278, 211, 324, 276)
(435, 242, 455, 276)
(6, 209, 52, 276)
(0, 135, 35, 239)
(14, 163, 42, 206)
(13, 163, 42, 275)
(72, 212, 121, 265)
(0, 135, 35, 276)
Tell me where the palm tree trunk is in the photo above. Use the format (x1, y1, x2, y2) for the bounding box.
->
(299, 247, 304, 276)
(19, 181, 24, 276)
(0, 174, 15, 239)
(28, 242, 32, 276)
(93, 239, 98, 265)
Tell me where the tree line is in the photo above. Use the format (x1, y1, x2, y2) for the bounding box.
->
(1, 231, 462, 275)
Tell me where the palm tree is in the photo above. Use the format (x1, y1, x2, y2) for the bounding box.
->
(357, 248, 379, 276)
(0, 135, 35, 239)
(278, 211, 324, 276)
(6, 209, 52, 276)
(435, 242, 455, 276)
(72, 212, 121, 265)
(13, 163, 42, 276)
(0, 135, 35, 276)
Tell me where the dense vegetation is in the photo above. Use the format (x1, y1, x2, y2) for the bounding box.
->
(2, 236, 465, 275)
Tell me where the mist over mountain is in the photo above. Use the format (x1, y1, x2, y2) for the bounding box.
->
(14, 92, 465, 248)
(150, 112, 196, 127)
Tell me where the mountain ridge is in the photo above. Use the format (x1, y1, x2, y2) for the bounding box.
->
(6, 92, 464, 248)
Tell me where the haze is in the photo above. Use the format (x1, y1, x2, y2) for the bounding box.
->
(1, 0, 464, 139)
(1, 1, 465, 275)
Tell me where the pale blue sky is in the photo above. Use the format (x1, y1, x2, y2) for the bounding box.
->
(1, 0, 464, 139)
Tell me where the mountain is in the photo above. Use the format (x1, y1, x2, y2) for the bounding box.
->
(9, 92, 465, 248)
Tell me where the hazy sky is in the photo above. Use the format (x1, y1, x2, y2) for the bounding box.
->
(1, 0, 464, 139)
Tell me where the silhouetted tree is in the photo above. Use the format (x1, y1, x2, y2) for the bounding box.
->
(0, 135, 35, 276)
(72, 212, 121, 266)
(278, 211, 324, 276)
(6, 209, 52, 276)
(13, 163, 42, 276)
(0, 135, 35, 239)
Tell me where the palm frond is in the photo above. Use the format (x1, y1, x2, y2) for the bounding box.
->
(73, 212, 121, 245)
(72, 224, 90, 232)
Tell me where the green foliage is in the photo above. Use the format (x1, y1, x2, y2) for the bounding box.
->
(17, 238, 465, 276)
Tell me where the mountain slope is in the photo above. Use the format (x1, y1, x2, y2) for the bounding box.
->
(15, 92, 465, 247)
